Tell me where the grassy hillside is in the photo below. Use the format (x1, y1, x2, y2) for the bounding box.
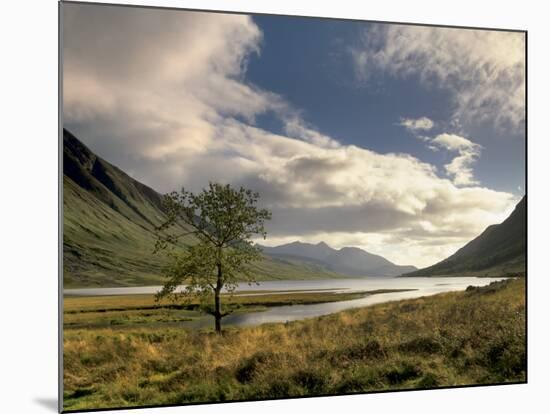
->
(63, 129, 194, 287)
(404, 197, 526, 277)
(63, 279, 525, 411)
(63, 129, 348, 287)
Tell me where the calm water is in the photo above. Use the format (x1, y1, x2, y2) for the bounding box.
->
(64, 277, 506, 328)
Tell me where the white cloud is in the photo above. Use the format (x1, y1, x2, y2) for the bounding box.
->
(210, 120, 517, 266)
(283, 117, 341, 149)
(399, 116, 434, 132)
(63, 4, 283, 162)
(431, 133, 479, 152)
(430, 133, 482, 186)
(352, 25, 525, 130)
(63, 4, 519, 267)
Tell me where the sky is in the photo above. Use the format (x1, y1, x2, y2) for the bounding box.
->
(62, 3, 526, 268)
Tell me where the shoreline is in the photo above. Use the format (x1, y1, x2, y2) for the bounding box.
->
(63, 288, 417, 330)
(63, 277, 507, 331)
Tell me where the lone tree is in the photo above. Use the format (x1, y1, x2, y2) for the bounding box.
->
(154, 182, 271, 333)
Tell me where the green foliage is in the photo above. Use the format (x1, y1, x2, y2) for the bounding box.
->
(156, 183, 271, 250)
(154, 183, 271, 331)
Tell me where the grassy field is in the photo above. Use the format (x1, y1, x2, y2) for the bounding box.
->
(63, 279, 525, 411)
(63, 289, 413, 329)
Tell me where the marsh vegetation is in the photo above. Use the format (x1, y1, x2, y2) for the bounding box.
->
(63, 279, 525, 411)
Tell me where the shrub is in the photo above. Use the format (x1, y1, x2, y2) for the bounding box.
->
(336, 367, 381, 393)
(384, 362, 422, 385)
(398, 336, 442, 355)
(347, 340, 387, 360)
(235, 351, 278, 383)
(417, 372, 439, 388)
(291, 368, 330, 393)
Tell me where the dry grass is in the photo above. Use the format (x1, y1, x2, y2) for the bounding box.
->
(63, 289, 413, 329)
(63, 279, 526, 411)
(64, 289, 411, 313)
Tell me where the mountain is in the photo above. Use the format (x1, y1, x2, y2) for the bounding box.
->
(63, 128, 190, 287)
(403, 196, 526, 277)
(63, 129, 346, 287)
(258, 241, 334, 263)
(259, 241, 417, 277)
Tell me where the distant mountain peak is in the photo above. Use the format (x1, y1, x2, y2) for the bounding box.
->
(338, 246, 361, 252)
(260, 240, 416, 277)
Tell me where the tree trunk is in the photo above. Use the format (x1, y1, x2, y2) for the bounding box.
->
(214, 262, 223, 333)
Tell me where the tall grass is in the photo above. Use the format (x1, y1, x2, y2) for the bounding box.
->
(63, 279, 525, 411)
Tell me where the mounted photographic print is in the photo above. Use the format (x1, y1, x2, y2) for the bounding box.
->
(60, 1, 527, 412)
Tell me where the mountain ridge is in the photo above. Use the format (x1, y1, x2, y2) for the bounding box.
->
(402, 196, 526, 277)
(258, 241, 417, 277)
(63, 129, 350, 287)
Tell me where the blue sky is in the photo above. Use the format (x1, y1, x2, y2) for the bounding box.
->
(247, 15, 525, 195)
(63, 4, 525, 267)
